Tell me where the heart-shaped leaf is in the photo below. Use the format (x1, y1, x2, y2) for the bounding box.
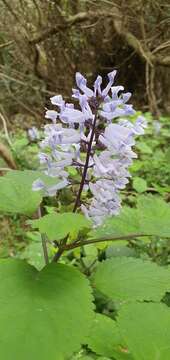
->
(31, 212, 92, 241)
(0, 260, 94, 360)
(93, 257, 170, 302)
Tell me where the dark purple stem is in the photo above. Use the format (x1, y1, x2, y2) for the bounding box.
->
(53, 113, 97, 262)
(73, 114, 97, 212)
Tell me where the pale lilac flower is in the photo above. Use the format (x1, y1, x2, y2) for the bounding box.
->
(28, 127, 39, 141)
(119, 115, 147, 135)
(33, 70, 146, 225)
(85, 118, 146, 225)
(60, 108, 86, 124)
(82, 179, 121, 225)
(45, 110, 58, 122)
(33, 178, 68, 197)
(101, 70, 117, 97)
(99, 124, 135, 153)
(50, 95, 65, 107)
(153, 120, 162, 134)
(93, 152, 131, 187)
(94, 75, 102, 96)
(32, 179, 45, 191)
(75, 72, 94, 98)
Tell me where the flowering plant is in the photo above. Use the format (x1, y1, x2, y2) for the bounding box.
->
(1, 70, 170, 360)
(33, 70, 147, 226)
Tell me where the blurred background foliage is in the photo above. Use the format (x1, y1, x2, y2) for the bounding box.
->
(0, 0, 169, 128)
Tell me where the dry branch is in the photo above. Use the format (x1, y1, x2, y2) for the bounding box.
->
(29, 9, 170, 67)
(0, 143, 17, 170)
(112, 9, 170, 67)
(0, 41, 13, 49)
(29, 10, 120, 44)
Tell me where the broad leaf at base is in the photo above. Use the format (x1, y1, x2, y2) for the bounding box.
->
(0, 259, 94, 360)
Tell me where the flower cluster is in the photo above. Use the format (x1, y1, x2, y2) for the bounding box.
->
(82, 118, 146, 225)
(33, 70, 146, 225)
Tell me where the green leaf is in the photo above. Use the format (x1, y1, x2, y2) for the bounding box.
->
(20, 232, 54, 270)
(83, 244, 98, 268)
(86, 313, 132, 359)
(90, 195, 170, 240)
(132, 177, 147, 193)
(135, 142, 152, 154)
(0, 170, 42, 215)
(20, 241, 46, 270)
(137, 195, 170, 238)
(0, 170, 63, 215)
(90, 207, 139, 240)
(93, 257, 170, 302)
(118, 303, 170, 360)
(105, 245, 137, 259)
(31, 212, 92, 241)
(6, 169, 61, 189)
(0, 259, 94, 360)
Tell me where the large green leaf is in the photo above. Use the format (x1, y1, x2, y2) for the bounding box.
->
(0, 170, 42, 215)
(93, 257, 170, 302)
(137, 196, 170, 237)
(90, 195, 170, 240)
(6, 169, 60, 187)
(0, 259, 94, 360)
(31, 212, 92, 241)
(90, 207, 139, 240)
(118, 303, 170, 360)
(0, 170, 63, 215)
(86, 313, 133, 359)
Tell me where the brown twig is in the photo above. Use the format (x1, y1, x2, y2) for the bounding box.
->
(0, 143, 17, 170)
(0, 111, 12, 147)
(29, 10, 121, 45)
(0, 40, 13, 49)
(28, 8, 170, 67)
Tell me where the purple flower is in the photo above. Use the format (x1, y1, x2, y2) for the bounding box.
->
(60, 108, 86, 124)
(99, 124, 135, 153)
(28, 127, 39, 141)
(50, 95, 65, 107)
(101, 70, 117, 97)
(45, 110, 58, 122)
(81, 179, 121, 226)
(75, 72, 94, 98)
(33, 70, 146, 225)
(33, 178, 69, 197)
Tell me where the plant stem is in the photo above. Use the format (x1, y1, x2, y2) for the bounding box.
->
(64, 233, 150, 251)
(53, 114, 97, 262)
(38, 206, 49, 265)
(73, 114, 97, 212)
(53, 232, 151, 262)
(53, 235, 68, 262)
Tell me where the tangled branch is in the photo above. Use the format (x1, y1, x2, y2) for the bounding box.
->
(29, 9, 170, 68)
